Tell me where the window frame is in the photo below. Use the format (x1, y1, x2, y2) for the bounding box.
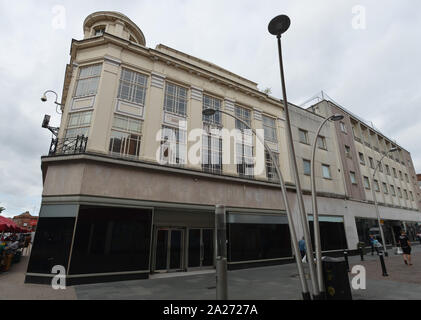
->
(303, 159, 311, 176)
(202, 128, 223, 174)
(163, 81, 188, 117)
(74, 64, 102, 98)
(359, 152, 365, 165)
(65, 110, 93, 139)
(202, 94, 222, 126)
(363, 176, 371, 190)
(298, 129, 309, 145)
(109, 114, 143, 158)
(262, 115, 277, 143)
(350, 171, 357, 185)
(265, 151, 280, 182)
(160, 125, 187, 165)
(317, 135, 327, 150)
(117, 68, 148, 106)
(321, 164, 332, 179)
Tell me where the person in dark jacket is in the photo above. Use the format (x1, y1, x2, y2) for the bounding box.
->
(398, 230, 412, 266)
(298, 237, 306, 259)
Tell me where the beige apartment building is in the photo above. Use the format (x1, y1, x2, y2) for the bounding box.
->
(26, 11, 421, 285)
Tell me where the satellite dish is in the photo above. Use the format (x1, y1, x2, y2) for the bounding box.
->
(268, 15, 291, 36)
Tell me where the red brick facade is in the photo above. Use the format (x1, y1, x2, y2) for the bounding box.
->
(12, 211, 38, 232)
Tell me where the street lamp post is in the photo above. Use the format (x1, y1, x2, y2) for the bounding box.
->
(203, 108, 311, 300)
(215, 204, 228, 300)
(268, 15, 320, 298)
(310, 114, 344, 298)
(370, 147, 398, 255)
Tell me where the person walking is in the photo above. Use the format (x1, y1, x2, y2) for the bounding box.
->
(398, 230, 412, 266)
(298, 237, 306, 259)
(369, 234, 376, 255)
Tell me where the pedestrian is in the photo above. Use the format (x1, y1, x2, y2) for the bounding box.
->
(298, 237, 306, 259)
(398, 230, 412, 266)
(369, 234, 376, 255)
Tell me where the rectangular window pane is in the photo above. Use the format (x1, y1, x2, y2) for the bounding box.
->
(161, 125, 187, 165)
(364, 177, 370, 189)
(75, 64, 102, 97)
(263, 115, 277, 142)
(299, 129, 308, 144)
(202, 95, 222, 125)
(164, 83, 187, 116)
(265, 151, 279, 181)
(109, 115, 143, 157)
(303, 159, 311, 176)
(322, 165, 331, 179)
(235, 106, 251, 131)
(117, 68, 148, 105)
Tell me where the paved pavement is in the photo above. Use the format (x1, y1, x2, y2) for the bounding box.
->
(0, 251, 76, 300)
(1, 246, 421, 300)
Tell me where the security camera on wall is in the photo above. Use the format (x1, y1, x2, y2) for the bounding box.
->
(42, 114, 51, 128)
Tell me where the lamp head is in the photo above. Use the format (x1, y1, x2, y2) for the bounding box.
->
(202, 108, 217, 116)
(41, 94, 47, 102)
(330, 114, 344, 121)
(268, 15, 291, 37)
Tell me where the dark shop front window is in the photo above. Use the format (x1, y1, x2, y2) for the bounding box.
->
(27, 217, 75, 274)
(69, 206, 152, 275)
(227, 223, 291, 262)
(309, 220, 347, 251)
(355, 217, 399, 246)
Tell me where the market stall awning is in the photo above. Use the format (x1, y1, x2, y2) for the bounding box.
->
(0, 216, 20, 233)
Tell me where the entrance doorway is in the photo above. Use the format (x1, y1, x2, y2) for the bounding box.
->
(187, 228, 214, 269)
(153, 228, 185, 272)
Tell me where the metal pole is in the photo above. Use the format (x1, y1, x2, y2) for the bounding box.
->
(212, 109, 311, 300)
(343, 250, 350, 272)
(378, 251, 388, 277)
(371, 152, 389, 256)
(310, 117, 331, 297)
(276, 35, 320, 298)
(215, 205, 228, 300)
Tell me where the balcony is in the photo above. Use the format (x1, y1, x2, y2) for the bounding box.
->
(48, 135, 88, 156)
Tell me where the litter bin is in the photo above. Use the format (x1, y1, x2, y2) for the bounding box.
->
(322, 256, 352, 300)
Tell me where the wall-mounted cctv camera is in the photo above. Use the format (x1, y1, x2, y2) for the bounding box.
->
(42, 114, 51, 128)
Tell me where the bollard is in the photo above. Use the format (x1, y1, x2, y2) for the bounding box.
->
(343, 251, 350, 272)
(379, 252, 388, 277)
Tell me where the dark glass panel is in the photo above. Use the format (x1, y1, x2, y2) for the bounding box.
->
(69, 206, 152, 274)
(169, 230, 182, 270)
(202, 229, 214, 266)
(227, 223, 291, 262)
(155, 229, 168, 270)
(188, 229, 201, 268)
(27, 217, 75, 274)
(309, 221, 348, 251)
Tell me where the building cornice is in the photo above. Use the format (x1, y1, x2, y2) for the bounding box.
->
(69, 33, 290, 113)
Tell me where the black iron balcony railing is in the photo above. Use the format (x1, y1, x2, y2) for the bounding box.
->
(49, 135, 88, 156)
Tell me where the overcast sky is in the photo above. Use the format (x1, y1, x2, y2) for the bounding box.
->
(0, 0, 420, 217)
